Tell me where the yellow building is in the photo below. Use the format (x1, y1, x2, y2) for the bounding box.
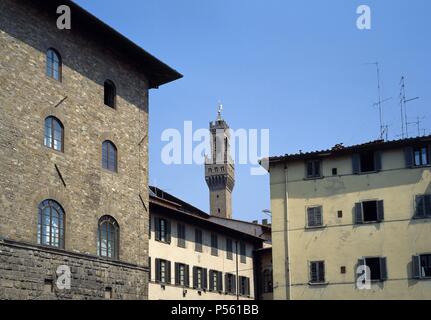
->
(266, 136, 431, 300)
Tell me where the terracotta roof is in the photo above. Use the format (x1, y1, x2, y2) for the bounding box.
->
(266, 135, 431, 165)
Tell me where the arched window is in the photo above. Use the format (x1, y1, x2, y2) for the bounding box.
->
(98, 216, 119, 259)
(102, 140, 117, 172)
(46, 48, 62, 81)
(44, 116, 64, 152)
(104, 80, 116, 108)
(37, 200, 65, 248)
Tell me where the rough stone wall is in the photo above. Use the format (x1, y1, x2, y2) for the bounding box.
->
(0, 0, 150, 298)
(0, 240, 147, 300)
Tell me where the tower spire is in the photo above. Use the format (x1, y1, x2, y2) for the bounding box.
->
(217, 101, 223, 121)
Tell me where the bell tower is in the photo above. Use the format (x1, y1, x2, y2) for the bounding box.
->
(205, 104, 235, 219)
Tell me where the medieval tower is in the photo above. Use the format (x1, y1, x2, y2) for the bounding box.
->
(205, 105, 235, 219)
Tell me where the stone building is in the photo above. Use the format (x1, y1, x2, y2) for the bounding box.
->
(0, 0, 181, 299)
(205, 108, 235, 219)
(148, 187, 263, 300)
(266, 136, 431, 299)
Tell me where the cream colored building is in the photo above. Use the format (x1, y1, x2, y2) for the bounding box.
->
(266, 136, 431, 300)
(148, 187, 263, 300)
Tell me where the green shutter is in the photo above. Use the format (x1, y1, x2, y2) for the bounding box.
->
(155, 258, 160, 282)
(202, 268, 208, 290)
(374, 151, 382, 171)
(185, 265, 190, 287)
(166, 220, 171, 243)
(380, 257, 387, 281)
(412, 255, 421, 279)
(175, 263, 179, 285)
(377, 200, 384, 222)
(166, 260, 171, 284)
(355, 203, 363, 224)
(154, 217, 160, 241)
(217, 272, 223, 292)
(193, 267, 198, 289)
(405, 147, 414, 168)
(352, 154, 361, 174)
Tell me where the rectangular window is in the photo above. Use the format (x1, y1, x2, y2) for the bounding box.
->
(360, 257, 387, 282)
(195, 229, 203, 252)
(413, 146, 430, 167)
(225, 273, 236, 294)
(355, 200, 384, 223)
(240, 242, 246, 264)
(420, 254, 431, 278)
(309, 261, 325, 284)
(175, 263, 189, 287)
(193, 267, 207, 290)
(156, 259, 171, 284)
(209, 270, 222, 292)
(353, 151, 382, 174)
(306, 160, 322, 179)
(226, 238, 233, 260)
(155, 217, 171, 243)
(177, 223, 186, 248)
(415, 195, 431, 218)
(307, 206, 323, 227)
(211, 233, 218, 256)
(239, 276, 250, 296)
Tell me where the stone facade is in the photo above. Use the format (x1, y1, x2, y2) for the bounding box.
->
(0, 0, 180, 299)
(205, 113, 235, 219)
(0, 240, 147, 300)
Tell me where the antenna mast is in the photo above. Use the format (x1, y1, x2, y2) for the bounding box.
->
(367, 62, 390, 140)
(399, 76, 420, 138)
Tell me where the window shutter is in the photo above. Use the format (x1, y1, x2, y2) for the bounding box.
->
(166, 261, 171, 284)
(379, 257, 387, 281)
(202, 268, 208, 290)
(352, 154, 361, 174)
(428, 145, 431, 165)
(355, 203, 363, 224)
(166, 220, 171, 243)
(412, 255, 421, 279)
(310, 262, 317, 282)
(316, 206, 323, 226)
(405, 147, 414, 168)
(415, 195, 425, 218)
(425, 195, 431, 217)
(307, 207, 314, 227)
(217, 272, 223, 292)
(155, 259, 160, 282)
(246, 277, 251, 296)
(148, 257, 151, 282)
(155, 217, 160, 241)
(319, 262, 325, 282)
(374, 151, 382, 171)
(175, 263, 179, 285)
(149, 215, 151, 239)
(208, 270, 213, 291)
(224, 274, 229, 293)
(193, 267, 198, 289)
(232, 275, 236, 294)
(377, 200, 384, 222)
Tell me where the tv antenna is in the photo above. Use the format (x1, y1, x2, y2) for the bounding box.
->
(407, 116, 426, 137)
(366, 62, 391, 140)
(399, 76, 420, 138)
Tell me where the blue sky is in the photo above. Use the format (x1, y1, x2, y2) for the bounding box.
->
(75, 0, 431, 222)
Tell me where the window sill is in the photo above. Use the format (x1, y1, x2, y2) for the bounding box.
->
(308, 282, 329, 286)
(43, 145, 65, 155)
(101, 167, 118, 175)
(155, 239, 171, 245)
(412, 216, 431, 220)
(305, 225, 327, 230)
(304, 176, 324, 181)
